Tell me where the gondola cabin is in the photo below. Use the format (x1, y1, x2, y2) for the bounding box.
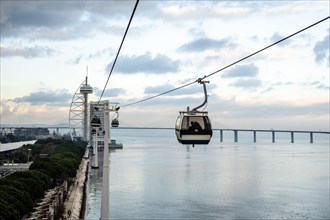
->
(111, 118, 119, 127)
(91, 117, 101, 128)
(175, 111, 212, 145)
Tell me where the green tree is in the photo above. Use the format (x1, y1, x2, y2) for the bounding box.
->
(0, 185, 33, 217)
(0, 198, 20, 220)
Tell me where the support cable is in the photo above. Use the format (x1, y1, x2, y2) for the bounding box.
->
(98, 0, 140, 103)
(120, 16, 330, 108)
(203, 16, 330, 79)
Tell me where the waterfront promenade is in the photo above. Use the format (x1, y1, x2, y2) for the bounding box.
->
(63, 149, 89, 220)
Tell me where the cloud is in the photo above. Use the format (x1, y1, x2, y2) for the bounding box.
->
(106, 52, 180, 74)
(310, 81, 330, 90)
(1, 1, 83, 40)
(10, 89, 71, 105)
(144, 84, 175, 94)
(272, 81, 294, 86)
(70, 55, 82, 64)
(144, 82, 217, 96)
(270, 32, 291, 46)
(222, 64, 259, 78)
(123, 93, 213, 110)
(121, 93, 329, 128)
(0, 45, 55, 58)
(260, 81, 294, 94)
(0, 1, 134, 41)
(209, 96, 329, 120)
(1, 2, 80, 28)
(88, 47, 114, 59)
(0, 101, 70, 125)
(93, 87, 125, 97)
(230, 78, 262, 89)
(68, 47, 114, 64)
(313, 33, 330, 65)
(178, 37, 236, 52)
(119, 83, 217, 109)
(160, 2, 253, 20)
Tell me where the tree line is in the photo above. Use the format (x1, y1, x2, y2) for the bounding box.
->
(0, 138, 86, 220)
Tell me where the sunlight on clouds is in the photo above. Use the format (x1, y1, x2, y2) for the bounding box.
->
(162, 5, 197, 17)
(9, 104, 47, 115)
(265, 47, 301, 61)
(260, 2, 328, 16)
(1, 102, 70, 125)
(162, 3, 251, 18)
(211, 6, 251, 17)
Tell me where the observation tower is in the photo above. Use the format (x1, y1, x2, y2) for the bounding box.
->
(69, 74, 93, 141)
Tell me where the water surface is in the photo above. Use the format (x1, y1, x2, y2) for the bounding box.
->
(85, 129, 329, 219)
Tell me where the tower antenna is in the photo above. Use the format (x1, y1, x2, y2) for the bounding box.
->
(86, 66, 88, 86)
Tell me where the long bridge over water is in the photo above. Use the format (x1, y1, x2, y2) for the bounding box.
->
(1, 126, 329, 143)
(215, 128, 329, 143)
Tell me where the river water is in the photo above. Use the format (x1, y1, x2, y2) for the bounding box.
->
(85, 128, 329, 219)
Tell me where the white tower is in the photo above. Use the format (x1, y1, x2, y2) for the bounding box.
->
(69, 73, 93, 141)
(80, 75, 93, 141)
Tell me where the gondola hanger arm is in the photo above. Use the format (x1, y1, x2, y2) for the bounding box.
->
(191, 80, 209, 113)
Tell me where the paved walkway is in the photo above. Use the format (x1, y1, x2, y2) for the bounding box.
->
(63, 150, 89, 220)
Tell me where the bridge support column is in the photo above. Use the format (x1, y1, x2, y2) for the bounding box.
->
(234, 130, 238, 142)
(272, 131, 275, 143)
(253, 130, 257, 142)
(310, 132, 314, 143)
(220, 130, 223, 142)
(291, 132, 294, 143)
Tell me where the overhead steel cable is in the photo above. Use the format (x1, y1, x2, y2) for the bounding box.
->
(203, 15, 330, 79)
(120, 15, 330, 108)
(98, 0, 140, 103)
(121, 80, 198, 107)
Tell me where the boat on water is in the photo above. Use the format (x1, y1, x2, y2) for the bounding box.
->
(89, 139, 123, 151)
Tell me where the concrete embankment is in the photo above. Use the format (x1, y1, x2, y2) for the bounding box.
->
(63, 149, 89, 220)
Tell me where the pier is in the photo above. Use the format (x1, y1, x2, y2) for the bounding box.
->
(216, 129, 330, 143)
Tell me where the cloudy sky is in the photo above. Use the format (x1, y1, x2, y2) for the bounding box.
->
(1, 0, 329, 131)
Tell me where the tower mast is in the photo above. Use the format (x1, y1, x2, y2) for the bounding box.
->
(80, 67, 93, 141)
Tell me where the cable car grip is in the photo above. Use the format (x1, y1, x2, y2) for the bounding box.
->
(190, 79, 210, 113)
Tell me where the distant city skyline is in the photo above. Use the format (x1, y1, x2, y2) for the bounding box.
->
(1, 1, 329, 131)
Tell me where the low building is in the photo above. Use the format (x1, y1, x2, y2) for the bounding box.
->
(14, 127, 50, 137)
(0, 128, 15, 136)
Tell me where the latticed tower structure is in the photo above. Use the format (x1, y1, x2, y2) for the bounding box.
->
(69, 76, 93, 141)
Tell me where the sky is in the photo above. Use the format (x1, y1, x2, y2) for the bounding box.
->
(0, 0, 329, 131)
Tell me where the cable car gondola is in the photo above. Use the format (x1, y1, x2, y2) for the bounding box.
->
(111, 118, 119, 127)
(175, 79, 212, 146)
(175, 111, 212, 145)
(91, 117, 101, 127)
(111, 110, 119, 127)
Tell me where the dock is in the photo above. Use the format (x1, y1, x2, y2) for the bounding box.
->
(90, 139, 123, 151)
(109, 139, 123, 149)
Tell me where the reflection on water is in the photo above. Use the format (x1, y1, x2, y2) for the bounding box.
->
(85, 129, 329, 219)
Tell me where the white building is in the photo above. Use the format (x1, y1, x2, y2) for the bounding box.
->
(0, 128, 15, 136)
